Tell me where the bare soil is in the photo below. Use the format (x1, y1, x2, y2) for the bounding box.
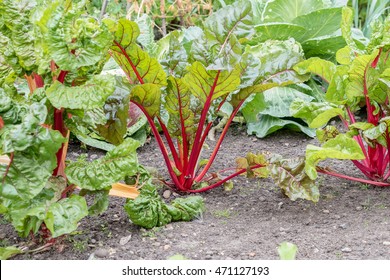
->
(2, 125, 390, 260)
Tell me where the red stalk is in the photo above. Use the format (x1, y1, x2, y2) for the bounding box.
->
(317, 168, 390, 187)
(157, 117, 182, 171)
(188, 163, 266, 193)
(195, 99, 245, 182)
(33, 74, 44, 88)
(132, 101, 185, 190)
(185, 71, 221, 184)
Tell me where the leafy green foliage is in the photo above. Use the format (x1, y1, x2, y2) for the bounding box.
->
(0, 0, 142, 241)
(66, 138, 140, 191)
(124, 184, 204, 229)
(269, 156, 319, 202)
(108, 3, 309, 192)
(0, 246, 22, 260)
(242, 87, 316, 138)
(288, 12, 390, 190)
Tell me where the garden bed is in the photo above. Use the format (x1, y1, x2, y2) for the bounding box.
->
(2, 126, 390, 260)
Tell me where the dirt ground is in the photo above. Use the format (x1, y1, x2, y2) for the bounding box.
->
(2, 125, 390, 260)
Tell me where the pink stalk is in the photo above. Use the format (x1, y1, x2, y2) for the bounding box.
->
(185, 71, 221, 185)
(156, 117, 182, 171)
(317, 168, 390, 187)
(132, 101, 184, 190)
(188, 163, 266, 193)
(195, 99, 245, 182)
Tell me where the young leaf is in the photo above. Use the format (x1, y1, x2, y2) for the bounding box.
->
(236, 153, 269, 178)
(44, 195, 88, 238)
(269, 156, 319, 202)
(46, 75, 115, 110)
(278, 242, 298, 260)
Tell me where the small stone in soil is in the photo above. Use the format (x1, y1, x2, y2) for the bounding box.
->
(334, 215, 341, 219)
(356, 206, 363, 211)
(248, 252, 256, 257)
(341, 247, 352, 253)
(152, 242, 161, 247)
(277, 202, 284, 209)
(383, 241, 390, 246)
(119, 235, 132, 246)
(339, 224, 347, 229)
(163, 190, 172, 199)
(95, 248, 109, 258)
(163, 245, 171, 250)
(323, 209, 330, 214)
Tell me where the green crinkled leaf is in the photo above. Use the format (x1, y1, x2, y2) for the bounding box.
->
(135, 14, 158, 55)
(345, 52, 379, 103)
(79, 190, 110, 216)
(293, 57, 337, 84)
(34, 1, 112, 72)
(242, 87, 314, 122)
(168, 196, 204, 222)
(130, 83, 161, 117)
(5, 176, 67, 237)
(202, 0, 253, 70)
(270, 156, 319, 202)
(251, 39, 308, 85)
(291, 99, 344, 128)
(1, 104, 65, 201)
(230, 83, 277, 109)
(124, 184, 204, 229)
(110, 19, 166, 86)
(46, 75, 115, 110)
(158, 31, 188, 77)
(0, 0, 38, 74)
(96, 78, 131, 145)
(305, 134, 366, 180)
(45, 195, 88, 238)
(183, 62, 240, 103)
(66, 138, 140, 191)
(247, 115, 316, 138)
(0, 246, 23, 260)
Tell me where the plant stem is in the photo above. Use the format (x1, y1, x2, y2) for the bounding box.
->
(132, 101, 184, 190)
(195, 99, 245, 182)
(185, 71, 221, 187)
(188, 163, 266, 193)
(317, 168, 390, 187)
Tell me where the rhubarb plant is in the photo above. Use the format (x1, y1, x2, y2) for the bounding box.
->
(290, 11, 390, 187)
(0, 0, 144, 242)
(106, 1, 309, 193)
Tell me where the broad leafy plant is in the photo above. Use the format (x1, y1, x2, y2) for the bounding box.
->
(239, 0, 363, 138)
(106, 0, 309, 193)
(0, 0, 143, 245)
(291, 11, 390, 187)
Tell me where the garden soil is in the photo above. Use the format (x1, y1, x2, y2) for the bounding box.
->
(2, 125, 390, 260)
